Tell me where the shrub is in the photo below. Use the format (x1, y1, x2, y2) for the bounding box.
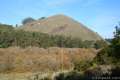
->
(54, 71, 84, 80)
(93, 25, 120, 65)
(73, 60, 92, 72)
(22, 17, 36, 25)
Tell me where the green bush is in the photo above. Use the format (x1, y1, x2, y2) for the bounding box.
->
(22, 17, 36, 25)
(54, 71, 84, 80)
(93, 25, 120, 65)
(73, 60, 92, 72)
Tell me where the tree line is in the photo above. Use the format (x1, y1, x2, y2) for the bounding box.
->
(0, 24, 106, 48)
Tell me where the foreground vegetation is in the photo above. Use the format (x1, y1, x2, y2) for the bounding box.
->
(0, 23, 120, 80)
(42, 24, 120, 80)
(0, 47, 96, 73)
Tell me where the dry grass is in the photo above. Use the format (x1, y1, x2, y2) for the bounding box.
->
(0, 47, 97, 73)
(20, 14, 102, 41)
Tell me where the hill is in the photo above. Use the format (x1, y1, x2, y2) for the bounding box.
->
(20, 14, 103, 41)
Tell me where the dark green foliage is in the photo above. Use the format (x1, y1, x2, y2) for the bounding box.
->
(93, 47, 113, 65)
(0, 28, 83, 48)
(105, 38, 112, 43)
(0, 24, 105, 48)
(22, 17, 36, 25)
(84, 66, 120, 79)
(94, 40, 108, 49)
(54, 71, 84, 80)
(0, 24, 14, 48)
(39, 17, 46, 20)
(110, 26, 120, 58)
(73, 60, 93, 72)
(93, 24, 120, 65)
(82, 40, 94, 48)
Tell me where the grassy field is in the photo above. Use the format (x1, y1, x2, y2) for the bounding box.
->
(0, 47, 97, 79)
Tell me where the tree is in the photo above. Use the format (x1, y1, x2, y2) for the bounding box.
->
(22, 17, 35, 25)
(39, 17, 46, 20)
(94, 40, 107, 49)
(111, 25, 120, 58)
(94, 23, 120, 65)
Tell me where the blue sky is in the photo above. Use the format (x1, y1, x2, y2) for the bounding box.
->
(0, 0, 120, 38)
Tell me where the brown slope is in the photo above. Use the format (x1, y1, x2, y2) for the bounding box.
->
(0, 47, 96, 72)
(20, 14, 103, 41)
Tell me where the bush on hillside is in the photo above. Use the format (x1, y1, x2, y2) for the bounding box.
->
(73, 60, 93, 72)
(22, 17, 36, 25)
(93, 24, 120, 65)
(54, 71, 84, 80)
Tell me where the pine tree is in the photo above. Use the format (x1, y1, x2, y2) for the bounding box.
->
(111, 25, 120, 58)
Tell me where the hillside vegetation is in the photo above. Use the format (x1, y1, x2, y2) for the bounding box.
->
(0, 24, 106, 48)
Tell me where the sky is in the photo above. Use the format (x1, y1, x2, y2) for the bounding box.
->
(0, 0, 120, 38)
